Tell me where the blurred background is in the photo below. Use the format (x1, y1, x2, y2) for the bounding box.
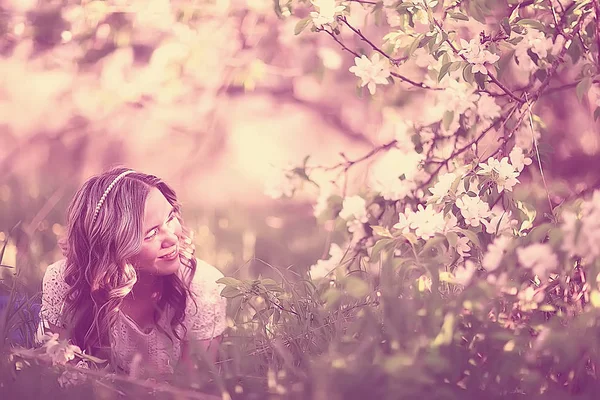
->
(1, 0, 599, 294)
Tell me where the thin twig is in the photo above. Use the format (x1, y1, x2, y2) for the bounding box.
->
(338, 16, 403, 66)
(526, 93, 556, 221)
(594, 0, 600, 66)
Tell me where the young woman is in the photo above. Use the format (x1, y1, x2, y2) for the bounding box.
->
(41, 167, 227, 378)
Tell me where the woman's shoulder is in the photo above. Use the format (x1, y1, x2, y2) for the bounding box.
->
(191, 258, 225, 286)
(43, 259, 68, 285)
(183, 259, 227, 339)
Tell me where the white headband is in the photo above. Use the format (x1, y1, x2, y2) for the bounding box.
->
(92, 170, 136, 225)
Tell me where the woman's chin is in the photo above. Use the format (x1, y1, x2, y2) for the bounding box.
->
(155, 257, 181, 275)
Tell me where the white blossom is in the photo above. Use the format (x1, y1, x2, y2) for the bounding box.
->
(313, 188, 332, 218)
(518, 286, 545, 311)
(561, 190, 600, 259)
(509, 146, 532, 172)
(369, 148, 424, 200)
(456, 194, 491, 227)
(339, 195, 368, 222)
(459, 38, 500, 75)
(482, 207, 518, 235)
(437, 78, 479, 116)
(455, 236, 471, 258)
(310, 0, 346, 28)
(477, 157, 520, 192)
(318, 47, 343, 70)
(476, 93, 501, 121)
(514, 29, 554, 72)
(58, 360, 89, 388)
(393, 204, 449, 240)
(310, 243, 345, 280)
(516, 243, 559, 280)
(349, 53, 391, 95)
(454, 260, 476, 286)
(482, 235, 512, 271)
(428, 172, 457, 204)
(42, 334, 82, 366)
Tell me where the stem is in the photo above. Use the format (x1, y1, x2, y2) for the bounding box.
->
(594, 0, 600, 66)
(339, 16, 402, 66)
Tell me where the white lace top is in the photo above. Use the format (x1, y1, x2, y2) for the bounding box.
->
(41, 258, 227, 377)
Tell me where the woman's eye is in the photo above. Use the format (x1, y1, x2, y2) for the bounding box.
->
(145, 229, 158, 240)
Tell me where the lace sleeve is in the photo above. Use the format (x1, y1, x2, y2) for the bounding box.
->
(183, 259, 228, 341)
(41, 259, 70, 328)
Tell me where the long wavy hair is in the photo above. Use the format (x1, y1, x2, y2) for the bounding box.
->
(58, 167, 197, 357)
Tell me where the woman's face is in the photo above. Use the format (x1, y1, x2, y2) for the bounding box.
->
(130, 187, 182, 276)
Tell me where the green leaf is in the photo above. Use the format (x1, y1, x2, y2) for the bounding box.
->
(449, 12, 469, 21)
(370, 238, 394, 261)
(344, 276, 370, 299)
(576, 76, 592, 103)
(517, 200, 537, 233)
(221, 286, 243, 298)
(321, 287, 342, 309)
(462, 63, 474, 84)
(371, 225, 393, 238)
(517, 19, 545, 32)
(474, 72, 487, 90)
(76, 352, 108, 364)
(294, 17, 311, 35)
(509, 4, 520, 23)
(500, 17, 511, 36)
(217, 277, 242, 287)
(408, 33, 425, 56)
(431, 313, 456, 347)
(446, 231, 459, 247)
(455, 228, 481, 249)
(567, 38, 582, 64)
(396, 3, 413, 14)
(591, 291, 600, 308)
(468, 2, 487, 24)
(438, 62, 453, 82)
(527, 222, 553, 243)
(442, 110, 454, 131)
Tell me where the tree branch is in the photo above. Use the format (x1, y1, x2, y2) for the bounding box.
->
(338, 16, 403, 66)
(432, 18, 525, 104)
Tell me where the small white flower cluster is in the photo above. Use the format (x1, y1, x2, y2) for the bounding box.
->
(349, 53, 391, 95)
(339, 195, 369, 243)
(368, 148, 425, 201)
(310, 0, 346, 29)
(309, 242, 345, 280)
(393, 204, 457, 240)
(516, 243, 559, 280)
(514, 28, 554, 72)
(428, 172, 518, 234)
(562, 190, 600, 260)
(339, 195, 368, 222)
(42, 332, 82, 366)
(477, 148, 531, 193)
(482, 235, 512, 271)
(517, 285, 546, 311)
(459, 39, 500, 75)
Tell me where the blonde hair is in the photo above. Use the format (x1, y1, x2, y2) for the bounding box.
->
(58, 167, 197, 356)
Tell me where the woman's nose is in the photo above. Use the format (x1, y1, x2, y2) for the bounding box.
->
(162, 225, 179, 247)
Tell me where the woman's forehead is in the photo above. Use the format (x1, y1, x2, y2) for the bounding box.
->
(143, 187, 172, 227)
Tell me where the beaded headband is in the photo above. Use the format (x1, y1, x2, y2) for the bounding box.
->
(91, 170, 136, 224)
